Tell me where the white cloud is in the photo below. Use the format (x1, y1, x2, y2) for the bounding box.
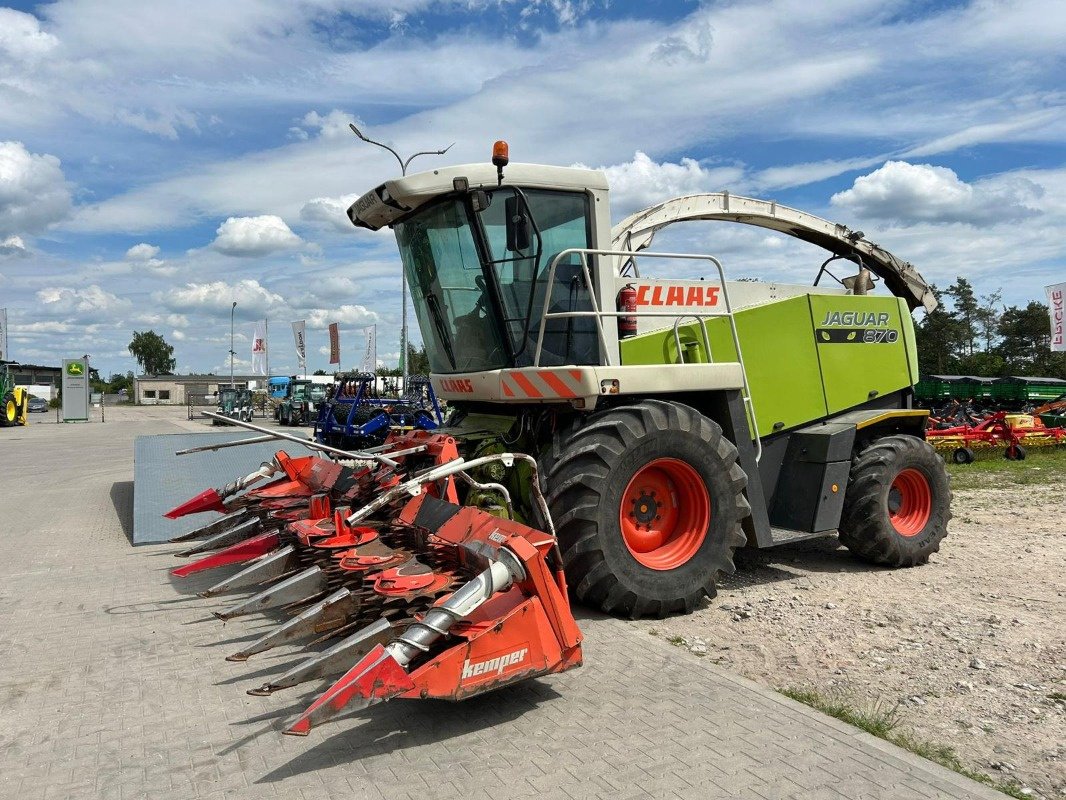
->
(830, 161, 1043, 226)
(210, 215, 302, 257)
(300, 194, 359, 232)
(753, 156, 887, 191)
(158, 278, 285, 316)
(306, 305, 379, 328)
(0, 8, 58, 62)
(172, 329, 186, 341)
(132, 312, 189, 328)
(1, 234, 28, 257)
(36, 284, 132, 315)
(293, 110, 356, 140)
(584, 151, 746, 217)
(0, 141, 72, 236)
(125, 242, 161, 260)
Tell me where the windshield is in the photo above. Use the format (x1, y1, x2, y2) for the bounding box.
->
(292, 383, 309, 401)
(394, 189, 596, 375)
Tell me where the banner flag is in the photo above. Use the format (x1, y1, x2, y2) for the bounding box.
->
(1046, 282, 1066, 352)
(291, 320, 306, 370)
(328, 322, 340, 365)
(0, 308, 7, 361)
(251, 320, 268, 375)
(360, 325, 377, 373)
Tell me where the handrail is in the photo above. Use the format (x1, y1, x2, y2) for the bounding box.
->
(533, 248, 761, 463)
(672, 315, 713, 364)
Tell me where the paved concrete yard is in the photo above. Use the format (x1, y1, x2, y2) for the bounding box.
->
(0, 407, 1008, 799)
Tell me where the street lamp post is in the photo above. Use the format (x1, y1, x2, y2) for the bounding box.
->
(230, 301, 237, 390)
(348, 124, 452, 391)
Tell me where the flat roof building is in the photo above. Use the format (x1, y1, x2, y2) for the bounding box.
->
(134, 374, 268, 405)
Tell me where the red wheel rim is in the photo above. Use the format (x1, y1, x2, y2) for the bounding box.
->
(619, 458, 710, 570)
(888, 468, 931, 537)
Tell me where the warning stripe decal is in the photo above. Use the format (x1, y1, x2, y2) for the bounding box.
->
(499, 369, 588, 399)
(510, 372, 544, 398)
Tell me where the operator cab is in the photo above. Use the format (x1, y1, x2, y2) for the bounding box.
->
(350, 151, 609, 376)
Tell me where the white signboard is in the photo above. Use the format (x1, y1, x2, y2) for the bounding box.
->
(1047, 282, 1066, 352)
(62, 358, 89, 421)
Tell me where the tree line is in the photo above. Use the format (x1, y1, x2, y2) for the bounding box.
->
(915, 277, 1065, 379)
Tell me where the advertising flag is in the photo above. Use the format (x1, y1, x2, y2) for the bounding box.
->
(328, 322, 340, 365)
(1046, 282, 1066, 352)
(251, 320, 268, 375)
(360, 325, 377, 373)
(291, 320, 306, 370)
(0, 308, 7, 361)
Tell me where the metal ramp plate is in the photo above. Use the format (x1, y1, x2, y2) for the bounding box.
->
(132, 432, 314, 545)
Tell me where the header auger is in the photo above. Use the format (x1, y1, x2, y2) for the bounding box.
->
(157, 144, 954, 734)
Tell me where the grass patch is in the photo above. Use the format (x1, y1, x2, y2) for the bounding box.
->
(944, 444, 1066, 490)
(1048, 691, 1066, 702)
(780, 687, 1030, 798)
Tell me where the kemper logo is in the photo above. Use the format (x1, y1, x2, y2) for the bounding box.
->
(461, 647, 528, 681)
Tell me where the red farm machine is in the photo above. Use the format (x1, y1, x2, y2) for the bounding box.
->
(163, 143, 953, 735)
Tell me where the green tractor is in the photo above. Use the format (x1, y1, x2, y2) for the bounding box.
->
(1, 362, 29, 427)
(276, 378, 328, 426)
(212, 386, 254, 426)
(337, 146, 952, 618)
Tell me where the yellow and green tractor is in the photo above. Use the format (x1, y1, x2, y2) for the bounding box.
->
(1, 362, 29, 427)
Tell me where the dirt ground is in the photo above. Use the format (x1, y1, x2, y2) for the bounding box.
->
(632, 452, 1066, 799)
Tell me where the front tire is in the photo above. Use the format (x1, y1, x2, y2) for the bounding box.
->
(839, 435, 951, 567)
(545, 400, 750, 618)
(1, 393, 15, 426)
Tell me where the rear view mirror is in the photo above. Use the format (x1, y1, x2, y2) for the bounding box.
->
(505, 195, 531, 252)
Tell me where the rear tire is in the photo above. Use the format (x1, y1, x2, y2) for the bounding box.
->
(839, 435, 951, 567)
(545, 400, 750, 618)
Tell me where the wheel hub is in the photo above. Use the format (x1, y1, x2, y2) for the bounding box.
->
(630, 491, 660, 527)
(619, 458, 711, 571)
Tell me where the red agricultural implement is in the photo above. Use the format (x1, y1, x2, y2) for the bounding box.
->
(926, 410, 1066, 463)
(165, 423, 582, 735)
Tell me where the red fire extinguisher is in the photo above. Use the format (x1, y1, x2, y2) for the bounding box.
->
(618, 284, 637, 338)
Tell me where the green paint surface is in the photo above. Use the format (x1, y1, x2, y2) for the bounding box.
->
(619, 293, 915, 437)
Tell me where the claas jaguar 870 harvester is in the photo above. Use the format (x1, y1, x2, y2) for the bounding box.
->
(164, 142, 950, 736)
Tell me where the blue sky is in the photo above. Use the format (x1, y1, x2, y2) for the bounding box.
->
(1, 0, 1064, 378)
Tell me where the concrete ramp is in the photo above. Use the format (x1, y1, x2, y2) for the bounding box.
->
(132, 431, 314, 544)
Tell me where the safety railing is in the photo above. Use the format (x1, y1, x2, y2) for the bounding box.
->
(533, 248, 761, 462)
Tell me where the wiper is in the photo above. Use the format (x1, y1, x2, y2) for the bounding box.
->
(426, 292, 457, 370)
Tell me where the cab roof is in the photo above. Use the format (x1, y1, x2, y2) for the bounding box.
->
(348, 162, 608, 231)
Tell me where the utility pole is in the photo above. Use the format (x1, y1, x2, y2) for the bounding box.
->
(230, 301, 237, 389)
(349, 123, 453, 390)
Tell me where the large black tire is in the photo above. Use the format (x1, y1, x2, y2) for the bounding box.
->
(332, 403, 355, 425)
(544, 400, 750, 618)
(1, 393, 15, 426)
(838, 435, 951, 567)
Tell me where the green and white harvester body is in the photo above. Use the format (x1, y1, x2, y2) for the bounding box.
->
(337, 151, 952, 618)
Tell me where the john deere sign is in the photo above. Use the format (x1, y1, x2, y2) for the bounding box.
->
(62, 358, 89, 421)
